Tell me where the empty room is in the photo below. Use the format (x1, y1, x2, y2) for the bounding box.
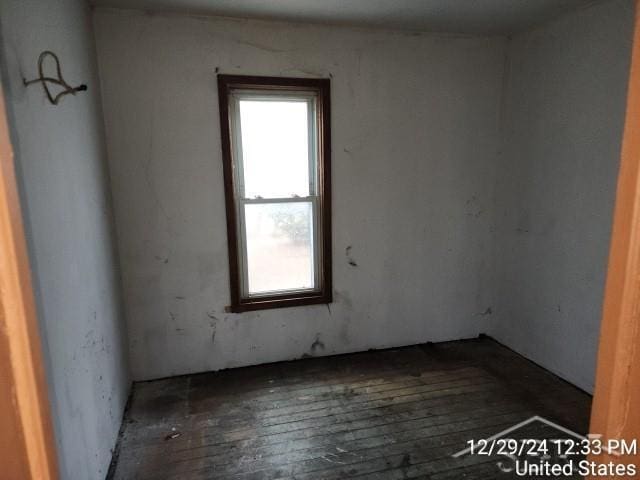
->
(2, 0, 640, 479)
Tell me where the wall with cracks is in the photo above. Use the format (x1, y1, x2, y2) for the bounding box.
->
(94, 9, 506, 380)
(94, 1, 634, 393)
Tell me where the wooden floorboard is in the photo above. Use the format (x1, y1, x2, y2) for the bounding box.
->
(108, 337, 591, 479)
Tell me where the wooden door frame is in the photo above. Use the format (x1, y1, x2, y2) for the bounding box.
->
(588, 0, 640, 471)
(0, 81, 58, 477)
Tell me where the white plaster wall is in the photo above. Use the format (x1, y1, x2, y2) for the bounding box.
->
(94, 9, 506, 381)
(489, 0, 634, 392)
(0, 0, 130, 478)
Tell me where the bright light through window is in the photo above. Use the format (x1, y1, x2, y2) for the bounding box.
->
(239, 100, 310, 199)
(219, 75, 331, 312)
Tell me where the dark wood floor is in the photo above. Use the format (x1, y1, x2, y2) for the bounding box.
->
(108, 337, 591, 479)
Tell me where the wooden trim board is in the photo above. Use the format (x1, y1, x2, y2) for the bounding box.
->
(588, 0, 640, 475)
(0, 81, 58, 478)
(217, 74, 332, 313)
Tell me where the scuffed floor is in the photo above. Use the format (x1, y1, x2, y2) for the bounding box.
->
(108, 338, 591, 479)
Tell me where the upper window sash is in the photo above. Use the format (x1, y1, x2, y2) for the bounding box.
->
(229, 91, 318, 201)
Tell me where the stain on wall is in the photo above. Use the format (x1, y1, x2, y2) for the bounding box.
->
(94, 9, 506, 381)
(0, 0, 130, 478)
(489, 0, 634, 393)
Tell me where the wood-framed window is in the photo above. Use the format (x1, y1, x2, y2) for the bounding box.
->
(217, 75, 332, 313)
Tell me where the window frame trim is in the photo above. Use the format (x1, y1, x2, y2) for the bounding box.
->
(217, 74, 332, 313)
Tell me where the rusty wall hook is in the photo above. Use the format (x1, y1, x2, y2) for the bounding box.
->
(23, 51, 87, 105)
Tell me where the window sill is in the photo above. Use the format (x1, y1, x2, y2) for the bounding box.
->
(226, 292, 332, 313)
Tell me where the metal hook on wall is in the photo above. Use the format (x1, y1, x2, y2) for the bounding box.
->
(23, 51, 87, 105)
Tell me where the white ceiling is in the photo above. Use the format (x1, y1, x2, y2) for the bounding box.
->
(90, 0, 597, 35)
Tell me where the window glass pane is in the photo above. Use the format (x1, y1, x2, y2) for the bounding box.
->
(239, 99, 311, 198)
(245, 202, 315, 294)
